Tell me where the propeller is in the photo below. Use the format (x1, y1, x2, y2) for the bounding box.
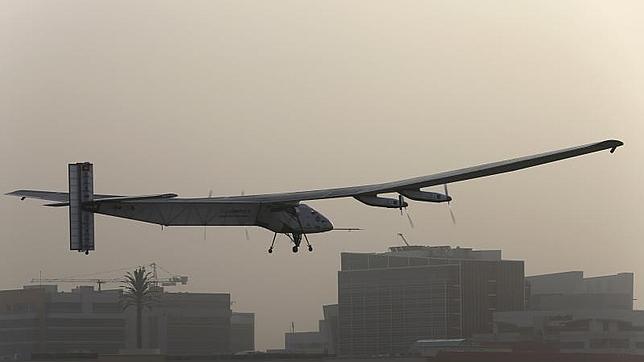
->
(398, 194, 414, 228)
(443, 184, 456, 224)
(241, 190, 250, 241)
(406, 212, 415, 229)
(203, 189, 213, 240)
(397, 232, 411, 246)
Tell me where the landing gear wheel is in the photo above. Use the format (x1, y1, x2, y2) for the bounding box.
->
(292, 246, 299, 253)
(267, 233, 277, 254)
(308, 245, 313, 252)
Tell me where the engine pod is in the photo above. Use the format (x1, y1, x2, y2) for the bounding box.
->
(354, 194, 407, 208)
(399, 189, 451, 203)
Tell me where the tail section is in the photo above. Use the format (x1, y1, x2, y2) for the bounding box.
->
(68, 162, 94, 254)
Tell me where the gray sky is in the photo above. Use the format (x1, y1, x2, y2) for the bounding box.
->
(1, 0, 643, 350)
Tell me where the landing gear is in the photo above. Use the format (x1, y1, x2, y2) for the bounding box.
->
(266, 231, 314, 254)
(303, 234, 313, 252)
(292, 207, 314, 253)
(291, 233, 302, 253)
(288, 233, 313, 253)
(268, 232, 277, 253)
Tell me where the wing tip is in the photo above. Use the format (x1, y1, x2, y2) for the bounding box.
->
(604, 139, 624, 153)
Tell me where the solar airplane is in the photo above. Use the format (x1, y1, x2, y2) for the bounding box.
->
(6, 139, 623, 254)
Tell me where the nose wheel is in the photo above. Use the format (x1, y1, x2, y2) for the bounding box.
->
(291, 233, 313, 253)
(268, 232, 313, 253)
(290, 233, 303, 253)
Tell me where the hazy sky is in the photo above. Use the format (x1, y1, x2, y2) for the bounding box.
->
(2, 1, 643, 350)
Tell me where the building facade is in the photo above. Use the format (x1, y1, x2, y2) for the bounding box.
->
(526, 271, 634, 311)
(0, 285, 241, 359)
(475, 271, 642, 354)
(322, 304, 338, 355)
(284, 331, 326, 353)
(485, 309, 644, 354)
(231, 312, 255, 353)
(337, 246, 525, 356)
(0, 285, 125, 359)
(140, 290, 232, 355)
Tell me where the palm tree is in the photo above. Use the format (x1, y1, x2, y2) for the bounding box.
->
(121, 266, 158, 349)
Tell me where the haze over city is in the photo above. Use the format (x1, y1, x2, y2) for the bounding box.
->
(2, 1, 643, 351)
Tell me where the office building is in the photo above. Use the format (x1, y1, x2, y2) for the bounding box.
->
(484, 309, 644, 354)
(284, 330, 326, 353)
(140, 290, 232, 355)
(322, 304, 338, 355)
(0, 285, 125, 359)
(0, 285, 242, 359)
(476, 271, 642, 354)
(337, 245, 524, 356)
(231, 312, 255, 353)
(526, 271, 634, 311)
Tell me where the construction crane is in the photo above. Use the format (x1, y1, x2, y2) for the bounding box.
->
(31, 262, 188, 291)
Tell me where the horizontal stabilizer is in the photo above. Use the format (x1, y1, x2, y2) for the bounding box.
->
(5, 190, 121, 203)
(44, 202, 70, 207)
(91, 193, 178, 203)
(5, 190, 176, 204)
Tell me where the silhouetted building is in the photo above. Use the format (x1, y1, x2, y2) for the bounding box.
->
(285, 331, 326, 353)
(526, 271, 634, 311)
(283, 305, 337, 355)
(475, 271, 643, 354)
(482, 309, 644, 354)
(337, 245, 524, 356)
(322, 304, 338, 355)
(231, 312, 255, 353)
(0, 285, 239, 359)
(141, 290, 232, 355)
(0, 285, 125, 359)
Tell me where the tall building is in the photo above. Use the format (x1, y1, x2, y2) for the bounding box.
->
(338, 245, 524, 356)
(322, 304, 338, 355)
(0, 285, 244, 359)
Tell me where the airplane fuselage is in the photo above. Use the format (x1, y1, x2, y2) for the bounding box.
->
(89, 200, 333, 234)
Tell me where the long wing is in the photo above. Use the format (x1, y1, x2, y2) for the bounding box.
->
(183, 139, 623, 204)
(7, 139, 622, 209)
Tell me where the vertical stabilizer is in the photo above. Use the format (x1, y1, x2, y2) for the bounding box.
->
(68, 162, 94, 254)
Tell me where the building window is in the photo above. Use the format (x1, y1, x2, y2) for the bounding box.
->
(635, 341, 644, 349)
(559, 341, 585, 349)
